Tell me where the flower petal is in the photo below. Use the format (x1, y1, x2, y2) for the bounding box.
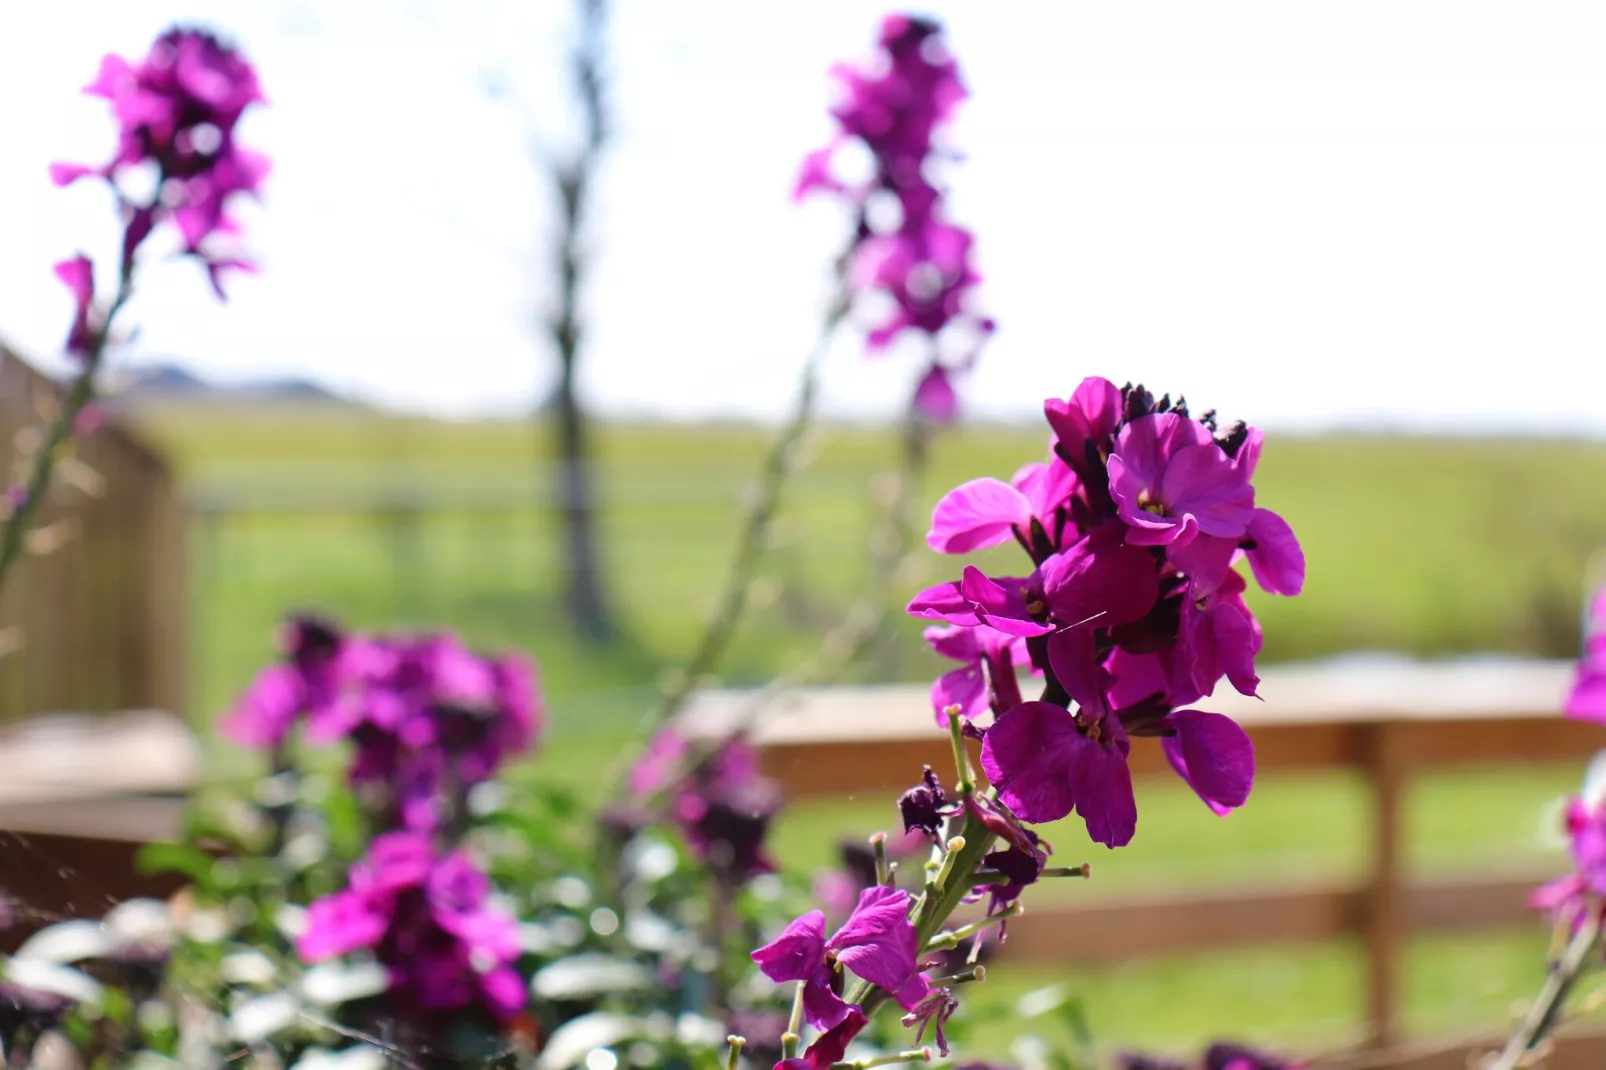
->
(1567, 671, 1606, 724)
(1040, 522, 1160, 628)
(1160, 710, 1255, 814)
(913, 364, 959, 424)
(830, 887, 919, 994)
(1072, 738, 1138, 848)
(960, 566, 1054, 637)
(1046, 628, 1108, 719)
(906, 581, 980, 627)
(979, 701, 1080, 824)
(802, 965, 852, 1030)
(802, 1006, 869, 1070)
(1159, 443, 1255, 537)
(1244, 509, 1304, 596)
(927, 478, 1032, 554)
(931, 665, 986, 725)
(751, 910, 827, 984)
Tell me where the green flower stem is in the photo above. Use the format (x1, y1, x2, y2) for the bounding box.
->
(847, 803, 994, 1018)
(969, 864, 1090, 886)
(0, 265, 132, 599)
(1488, 905, 1603, 1069)
(830, 1049, 933, 1070)
(924, 903, 1020, 953)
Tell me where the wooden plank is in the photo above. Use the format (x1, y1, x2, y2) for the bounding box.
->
(0, 829, 189, 955)
(1319, 1023, 1606, 1070)
(0, 709, 199, 806)
(987, 874, 1552, 965)
(682, 662, 1580, 750)
(0, 340, 183, 720)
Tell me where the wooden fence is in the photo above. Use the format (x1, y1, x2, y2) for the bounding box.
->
(0, 343, 186, 720)
(680, 658, 1602, 1053)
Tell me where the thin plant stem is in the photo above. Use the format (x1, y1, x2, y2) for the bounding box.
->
(643, 277, 850, 733)
(1486, 906, 1602, 1069)
(658, 383, 939, 752)
(0, 266, 133, 599)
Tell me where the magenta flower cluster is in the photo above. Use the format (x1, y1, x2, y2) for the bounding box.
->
(625, 728, 782, 888)
(911, 378, 1305, 847)
(1530, 789, 1606, 925)
(753, 886, 929, 1032)
(797, 13, 992, 422)
(223, 617, 538, 1024)
(296, 831, 525, 1024)
(52, 26, 267, 310)
(223, 617, 541, 832)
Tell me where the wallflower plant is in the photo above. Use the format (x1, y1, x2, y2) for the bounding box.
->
(0, 12, 1369, 1070)
(0, 25, 265, 599)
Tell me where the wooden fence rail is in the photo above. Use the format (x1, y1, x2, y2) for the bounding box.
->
(680, 658, 1598, 1050)
(0, 343, 186, 721)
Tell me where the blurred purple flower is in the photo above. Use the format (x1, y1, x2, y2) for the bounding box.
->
(799, 14, 990, 418)
(53, 27, 267, 297)
(1566, 589, 1606, 723)
(298, 835, 523, 1023)
(53, 255, 96, 360)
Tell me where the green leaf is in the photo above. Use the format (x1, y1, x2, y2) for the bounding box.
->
(135, 843, 214, 882)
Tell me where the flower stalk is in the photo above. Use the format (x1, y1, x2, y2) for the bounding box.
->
(1487, 906, 1602, 1070)
(924, 906, 1018, 953)
(831, 1049, 933, 1070)
(0, 267, 131, 598)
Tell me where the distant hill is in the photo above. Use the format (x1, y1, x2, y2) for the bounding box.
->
(102, 361, 363, 410)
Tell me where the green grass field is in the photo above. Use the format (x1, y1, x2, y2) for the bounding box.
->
(126, 403, 1606, 1059)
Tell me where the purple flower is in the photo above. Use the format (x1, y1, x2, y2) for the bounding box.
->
(298, 836, 524, 1024)
(1117, 1055, 1189, 1070)
(898, 766, 953, 839)
(224, 620, 543, 830)
(1159, 709, 1256, 815)
(674, 776, 782, 887)
(926, 459, 1080, 557)
(221, 615, 361, 750)
(924, 624, 1026, 723)
(1107, 413, 1255, 549)
(902, 987, 960, 1055)
(220, 664, 306, 750)
(1532, 789, 1606, 923)
(1178, 569, 1263, 700)
(751, 886, 928, 1029)
(912, 377, 1300, 847)
(981, 700, 1137, 845)
(1566, 589, 1606, 723)
(53, 255, 96, 360)
(53, 28, 267, 297)
(775, 1006, 869, 1070)
(800, 14, 990, 419)
(913, 364, 959, 423)
(1203, 1043, 1306, 1070)
(627, 727, 691, 796)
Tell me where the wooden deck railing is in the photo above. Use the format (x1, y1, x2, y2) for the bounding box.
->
(679, 658, 1600, 1050)
(0, 344, 186, 720)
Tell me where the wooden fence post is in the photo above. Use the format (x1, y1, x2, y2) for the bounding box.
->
(1363, 719, 1410, 1048)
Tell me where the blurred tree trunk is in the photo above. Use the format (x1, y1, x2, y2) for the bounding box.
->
(547, 0, 615, 643)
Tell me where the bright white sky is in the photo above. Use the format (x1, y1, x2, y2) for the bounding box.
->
(1, 0, 1604, 432)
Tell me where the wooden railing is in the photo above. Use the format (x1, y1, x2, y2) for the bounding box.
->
(680, 658, 1600, 1051)
(0, 344, 186, 720)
